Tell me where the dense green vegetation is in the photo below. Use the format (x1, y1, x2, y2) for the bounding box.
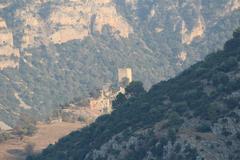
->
(0, 131, 11, 143)
(27, 28, 240, 160)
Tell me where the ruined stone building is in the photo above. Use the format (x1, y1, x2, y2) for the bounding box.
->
(50, 68, 133, 123)
(89, 68, 133, 113)
(89, 86, 113, 114)
(118, 68, 133, 94)
(118, 68, 133, 83)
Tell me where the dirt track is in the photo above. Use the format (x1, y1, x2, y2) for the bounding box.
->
(0, 122, 86, 160)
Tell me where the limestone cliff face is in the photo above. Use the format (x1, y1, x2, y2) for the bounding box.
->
(223, 0, 240, 15)
(0, 18, 19, 70)
(0, 2, 10, 10)
(16, 0, 132, 47)
(0, 0, 239, 69)
(181, 17, 205, 45)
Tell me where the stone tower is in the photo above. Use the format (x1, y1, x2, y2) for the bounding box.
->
(118, 68, 133, 84)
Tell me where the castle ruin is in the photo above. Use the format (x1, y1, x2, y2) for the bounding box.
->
(55, 68, 133, 123)
(118, 68, 133, 84)
(89, 68, 133, 114)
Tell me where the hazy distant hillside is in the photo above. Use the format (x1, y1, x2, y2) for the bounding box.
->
(0, 0, 239, 126)
(27, 28, 240, 160)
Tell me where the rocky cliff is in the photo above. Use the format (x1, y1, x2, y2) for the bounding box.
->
(0, 0, 239, 126)
(0, 17, 19, 70)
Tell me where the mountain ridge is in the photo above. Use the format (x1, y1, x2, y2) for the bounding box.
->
(0, 0, 239, 127)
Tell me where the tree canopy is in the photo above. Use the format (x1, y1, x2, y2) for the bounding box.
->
(125, 81, 146, 98)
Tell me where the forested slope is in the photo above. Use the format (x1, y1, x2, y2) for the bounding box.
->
(27, 28, 240, 160)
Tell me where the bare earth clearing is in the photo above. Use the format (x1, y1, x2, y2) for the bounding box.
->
(0, 122, 86, 160)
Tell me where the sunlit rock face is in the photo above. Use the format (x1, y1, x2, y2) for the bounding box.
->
(16, 0, 133, 47)
(128, 0, 240, 45)
(0, 18, 19, 70)
(0, 2, 10, 9)
(181, 16, 205, 45)
(223, 0, 240, 15)
(2, 0, 240, 56)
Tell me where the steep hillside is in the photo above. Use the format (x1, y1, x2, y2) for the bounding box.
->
(0, 0, 239, 126)
(27, 28, 240, 160)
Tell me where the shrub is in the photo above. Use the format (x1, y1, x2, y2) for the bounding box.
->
(218, 57, 238, 72)
(196, 123, 212, 133)
(0, 132, 11, 143)
(112, 93, 127, 109)
(233, 27, 240, 39)
(168, 129, 177, 144)
(184, 145, 198, 160)
(167, 112, 184, 128)
(152, 137, 168, 157)
(206, 102, 225, 121)
(78, 115, 89, 122)
(236, 132, 240, 140)
(222, 128, 232, 137)
(224, 97, 239, 110)
(25, 143, 36, 156)
(226, 141, 232, 146)
(195, 135, 202, 140)
(14, 124, 37, 136)
(212, 72, 229, 87)
(173, 102, 189, 115)
(174, 143, 182, 153)
(125, 81, 146, 98)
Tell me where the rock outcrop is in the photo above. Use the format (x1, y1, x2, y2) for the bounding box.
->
(16, 0, 132, 47)
(0, 18, 19, 70)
